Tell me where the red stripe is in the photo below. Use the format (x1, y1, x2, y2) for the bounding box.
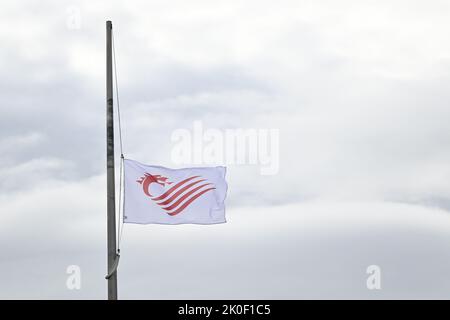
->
(151, 176, 200, 201)
(156, 179, 206, 206)
(162, 183, 212, 211)
(166, 188, 216, 216)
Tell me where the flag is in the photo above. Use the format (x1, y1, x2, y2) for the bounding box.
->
(123, 159, 227, 224)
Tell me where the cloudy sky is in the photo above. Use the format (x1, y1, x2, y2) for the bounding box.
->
(1, 0, 450, 299)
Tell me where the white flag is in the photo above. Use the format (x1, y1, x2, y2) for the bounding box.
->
(123, 159, 227, 224)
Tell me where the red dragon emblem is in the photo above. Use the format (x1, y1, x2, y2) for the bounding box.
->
(137, 173, 215, 216)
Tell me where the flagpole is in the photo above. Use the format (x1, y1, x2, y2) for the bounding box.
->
(106, 20, 118, 300)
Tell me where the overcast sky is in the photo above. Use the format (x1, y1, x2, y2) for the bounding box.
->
(1, 0, 450, 299)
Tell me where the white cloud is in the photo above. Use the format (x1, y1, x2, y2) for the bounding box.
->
(2, 175, 450, 298)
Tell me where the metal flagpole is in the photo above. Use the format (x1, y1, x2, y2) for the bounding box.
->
(106, 20, 118, 300)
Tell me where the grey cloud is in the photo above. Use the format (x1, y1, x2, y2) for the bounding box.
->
(1, 0, 450, 299)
